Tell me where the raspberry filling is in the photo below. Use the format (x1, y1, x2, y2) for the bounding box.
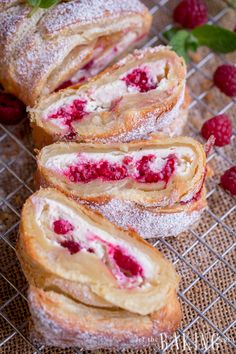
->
(135, 154, 176, 183)
(46, 65, 160, 133)
(112, 247, 143, 277)
(52, 218, 143, 282)
(63, 154, 176, 185)
(60, 240, 81, 254)
(48, 99, 87, 130)
(122, 68, 157, 93)
(53, 219, 74, 234)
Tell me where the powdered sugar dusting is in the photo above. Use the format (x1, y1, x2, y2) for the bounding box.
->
(28, 287, 161, 350)
(0, 0, 25, 10)
(83, 199, 204, 238)
(117, 45, 175, 67)
(0, 5, 44, 59)
(0, 0, 149, 105)
(40, 0, 147, 36)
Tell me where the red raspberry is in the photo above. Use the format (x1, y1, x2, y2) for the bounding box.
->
(173, 0, 208, 29)
(53, 219, 74, 234)
(122, 68, 157, 92)
(201, 114, 232, 147)
(60, 240, 81, 254)
(220, 166, 236, 196)
(0, 92, 25, 125)
(113, 247, 143, 277)
(213, 64, 236, 97)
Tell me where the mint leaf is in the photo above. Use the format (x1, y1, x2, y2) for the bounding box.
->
(186, 33, 199, 52)
(169, 30, 200, 62)
(27, 0, 59, 9)
(163, 28, 179, 41)
(170, 30, 190, 62)
(226, 0, 236, 7)
(38, 0, 59, 8)
(28, 0, 41, 6)
(192, 25, 236, 53)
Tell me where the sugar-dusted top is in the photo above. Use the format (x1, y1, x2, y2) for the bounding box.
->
(40, 0, 147, 36)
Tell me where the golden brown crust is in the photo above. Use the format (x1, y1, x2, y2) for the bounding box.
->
(28, 286, 181, 350)
(17, 188, 181, 349)
(0, 0, 151, 106)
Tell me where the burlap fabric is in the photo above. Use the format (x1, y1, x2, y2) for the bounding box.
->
(0, 0, 235, 353)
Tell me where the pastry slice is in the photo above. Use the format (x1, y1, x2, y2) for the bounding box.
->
(36, 136, 207, 238)
(0, 0, 151, 106)
(17, 188, 181, 349)
(30, 46, 188, 148)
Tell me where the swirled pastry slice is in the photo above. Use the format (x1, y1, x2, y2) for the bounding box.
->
(18, 188, 180, 315)
(0, 0, 151, 106)
(30, 46, 187, 147)
(36, 136, 207, 237)
(28, 285, 181, 350)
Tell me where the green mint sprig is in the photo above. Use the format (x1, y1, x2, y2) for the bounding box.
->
(163, 24, 236, 63)
(27, 0, 59, 15)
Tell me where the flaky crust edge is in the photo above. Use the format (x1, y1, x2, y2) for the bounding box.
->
(28, 285, 182, 350)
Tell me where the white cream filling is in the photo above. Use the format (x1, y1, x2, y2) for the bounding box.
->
(44, 147, 195, 177)
(44, 60, 167, 128)
(32, 196, 156, 285)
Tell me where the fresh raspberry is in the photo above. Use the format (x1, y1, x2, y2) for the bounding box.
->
(173, 0, 208, 29)
(220, 166, 236, 196)
(0, 92, 25, 125)
(201, 114, 232, 147)
(213, 64, 236, 97)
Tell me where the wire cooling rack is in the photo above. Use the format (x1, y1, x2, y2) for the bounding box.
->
(0, 0, 235, 353)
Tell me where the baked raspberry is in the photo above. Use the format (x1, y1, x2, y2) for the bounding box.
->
(220, 166, 236, 196)
(55, 80, 73, 92)
(82, 59, 94, 71)
(65, 131, 77, 140)
(60, 240, 81, 254)
(48, 99, 87, 128)
(53, 219, 74, 234)
(113, 248, 143, 277)
(201, 114, 232, 147)
(123, 68, 157, 92)
(65, 160, 128, 183)
(123, 156, 133, 165)
(173, 0, 208, 29)
(0, 92, 25, 125)
(136, 154, 176, 184)
(97, 160, 127, 181)
(213, 65, 236, 97)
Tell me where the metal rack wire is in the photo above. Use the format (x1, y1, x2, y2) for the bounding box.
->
(0, 0, 235, 353)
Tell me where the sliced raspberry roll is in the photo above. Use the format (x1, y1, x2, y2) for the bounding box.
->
(0, 0, 151, 106)
(30, 46, 188, 147)
(36, 136, 207, 238)
(18, 188, 181, 350)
